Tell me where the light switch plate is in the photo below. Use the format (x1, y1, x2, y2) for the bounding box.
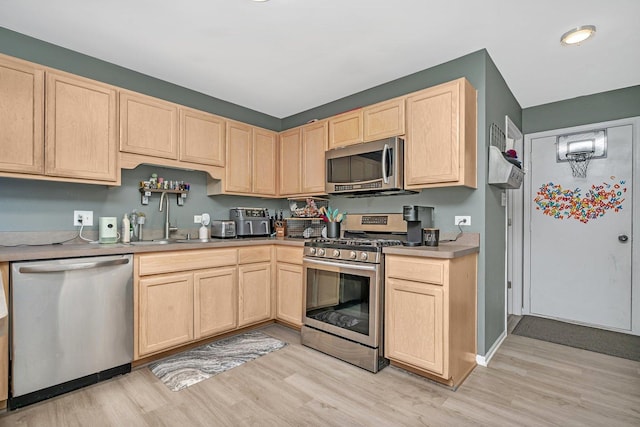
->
(194, 215, 203, 224)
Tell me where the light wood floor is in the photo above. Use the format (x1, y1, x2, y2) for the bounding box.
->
(1, 323, 639, 426)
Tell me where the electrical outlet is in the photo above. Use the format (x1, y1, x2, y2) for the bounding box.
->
(74, 210, 93, 226)
(194, 215, 203, 224)
(455, 215, 471, 226)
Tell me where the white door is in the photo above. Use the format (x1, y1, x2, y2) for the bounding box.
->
(525, 122, 633, 331)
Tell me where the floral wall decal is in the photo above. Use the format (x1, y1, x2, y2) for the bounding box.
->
(534, 177, 627, 223)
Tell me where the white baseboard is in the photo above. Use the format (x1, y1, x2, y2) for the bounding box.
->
(476, 330, 507, 367)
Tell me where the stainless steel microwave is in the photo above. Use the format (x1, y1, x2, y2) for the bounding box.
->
(325, 137, 406, 196)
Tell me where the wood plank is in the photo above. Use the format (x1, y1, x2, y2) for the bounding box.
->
(1, 324, 638, 426)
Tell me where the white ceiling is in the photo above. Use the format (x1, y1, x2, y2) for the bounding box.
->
(1, 0, 639, 118)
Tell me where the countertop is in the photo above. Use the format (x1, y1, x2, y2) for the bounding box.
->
(0, 233, 480, 263)
(0, 237, 304, 263)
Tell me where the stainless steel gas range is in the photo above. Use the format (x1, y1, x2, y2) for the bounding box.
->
(301, 214, 406, 373)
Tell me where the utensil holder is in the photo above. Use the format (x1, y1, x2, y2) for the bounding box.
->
(327, 222, 341, 239)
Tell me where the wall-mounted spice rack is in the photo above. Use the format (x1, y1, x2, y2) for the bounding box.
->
(139, 186, 189, 206)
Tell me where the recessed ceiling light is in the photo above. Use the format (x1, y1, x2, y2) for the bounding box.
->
(560, 25, 596, 46)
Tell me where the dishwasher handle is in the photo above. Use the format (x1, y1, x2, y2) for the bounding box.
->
(18, 258, 130, 274)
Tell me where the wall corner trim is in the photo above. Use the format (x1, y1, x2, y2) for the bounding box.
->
(475, 330, 507, 367)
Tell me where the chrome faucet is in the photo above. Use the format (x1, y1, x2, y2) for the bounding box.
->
(159, 192, 178, 240)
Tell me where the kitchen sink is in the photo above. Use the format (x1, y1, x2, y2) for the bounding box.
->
(129, 240, 172, 246)
(128, 238, 211, 245)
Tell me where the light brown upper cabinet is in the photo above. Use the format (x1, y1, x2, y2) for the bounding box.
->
(279, 128, 302, 196)
(328, 109, 363, 149)
(328, 97, 405, 150)
(0, 55, 44, 175)
(363, 97, 405, 142)
(223, 120, 277, 197)
(405, 78, 477, 189)
(179, 107, 225, 166)
(279, 120, 327, 197)
(45, 71, 118, 182)
(120, 90, 179, 160)
(252, 127, 278, 196)
(0, 55, 118, 184)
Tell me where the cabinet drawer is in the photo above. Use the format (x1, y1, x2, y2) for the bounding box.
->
(276, 246, 303, 264)
(138, 249, 237, 276)
(386, 256, 447, 285)
(238, 245, 272, 264)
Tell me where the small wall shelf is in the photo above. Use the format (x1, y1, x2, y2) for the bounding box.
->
(139, 187, 189, 205)
(488, 146, 524, 189)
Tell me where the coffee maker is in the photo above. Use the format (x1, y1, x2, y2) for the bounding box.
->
(402, 206, 434, 246)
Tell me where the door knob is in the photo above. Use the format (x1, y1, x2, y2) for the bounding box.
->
(618, 234, 629, 242)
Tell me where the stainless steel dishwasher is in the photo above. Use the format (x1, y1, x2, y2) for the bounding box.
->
(9, 254, 133, 409)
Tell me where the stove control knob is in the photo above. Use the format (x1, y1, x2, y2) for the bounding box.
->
(309, 247, 316, 255)
(360, 252, 368, 261)
(349, 251, 357, 259)
(318, 248, 325, 256)
(332, 249, 340, 257)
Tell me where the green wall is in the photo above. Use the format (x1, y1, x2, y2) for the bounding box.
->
(483, 54, 522, 352)
(523, 85, 640, 134)
(288, 50, 526, 356)
(0, 26, 513, 357)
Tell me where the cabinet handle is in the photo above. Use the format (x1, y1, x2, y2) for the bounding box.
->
(19, 258, 130, 274)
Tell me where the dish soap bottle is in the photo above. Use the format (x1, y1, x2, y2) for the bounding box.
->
(122, 213, 130, 243)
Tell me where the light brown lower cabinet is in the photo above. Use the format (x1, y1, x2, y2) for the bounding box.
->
(194, 267, 237, 339)
(238, 246, 273, 327)
(135, 249, 238, 359)
(275, 246, 304, 327)
(385, 253, 477, 388)
(238, 263, 272, 327)
(138, 272, 194, 356)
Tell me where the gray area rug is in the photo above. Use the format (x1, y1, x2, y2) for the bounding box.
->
(149, 331, 287, 391)
(512, 315, 640, 362)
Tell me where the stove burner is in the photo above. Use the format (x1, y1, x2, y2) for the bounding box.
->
(307, 238, 404, 248)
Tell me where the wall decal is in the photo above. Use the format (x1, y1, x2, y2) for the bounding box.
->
(534, 177, 626, 223)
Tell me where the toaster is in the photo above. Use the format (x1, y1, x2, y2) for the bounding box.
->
(211, 220, 236, 238)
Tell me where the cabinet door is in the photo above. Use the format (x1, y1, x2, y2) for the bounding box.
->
(328, 109, 363, 149)
(45, 71, 118, 181)
(179, 107, 225, 166)
(225, 120, 253, 193)
(194, 267, 237, 339)
(138, 273, 194, 356)
(276, 262, 303, 327)
(253, 127, 278, 196)
(279, 128, 302, 196)
(385, 277, 445, 375)
(120, 90, 178, 160)
(405, 78, 476, 189)
(238, 262, 272, 327)
(0, 55, 44, 174)
(363, 97, 405, 142)
(301, 120, 327, 194)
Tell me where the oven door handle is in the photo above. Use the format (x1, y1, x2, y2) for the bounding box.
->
(303, 257, 378, 272)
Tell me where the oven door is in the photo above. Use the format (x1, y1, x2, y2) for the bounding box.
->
(303, 257, 382, 348)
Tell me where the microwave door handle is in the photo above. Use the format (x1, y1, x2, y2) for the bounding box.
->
(382, 143, 390, 184)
